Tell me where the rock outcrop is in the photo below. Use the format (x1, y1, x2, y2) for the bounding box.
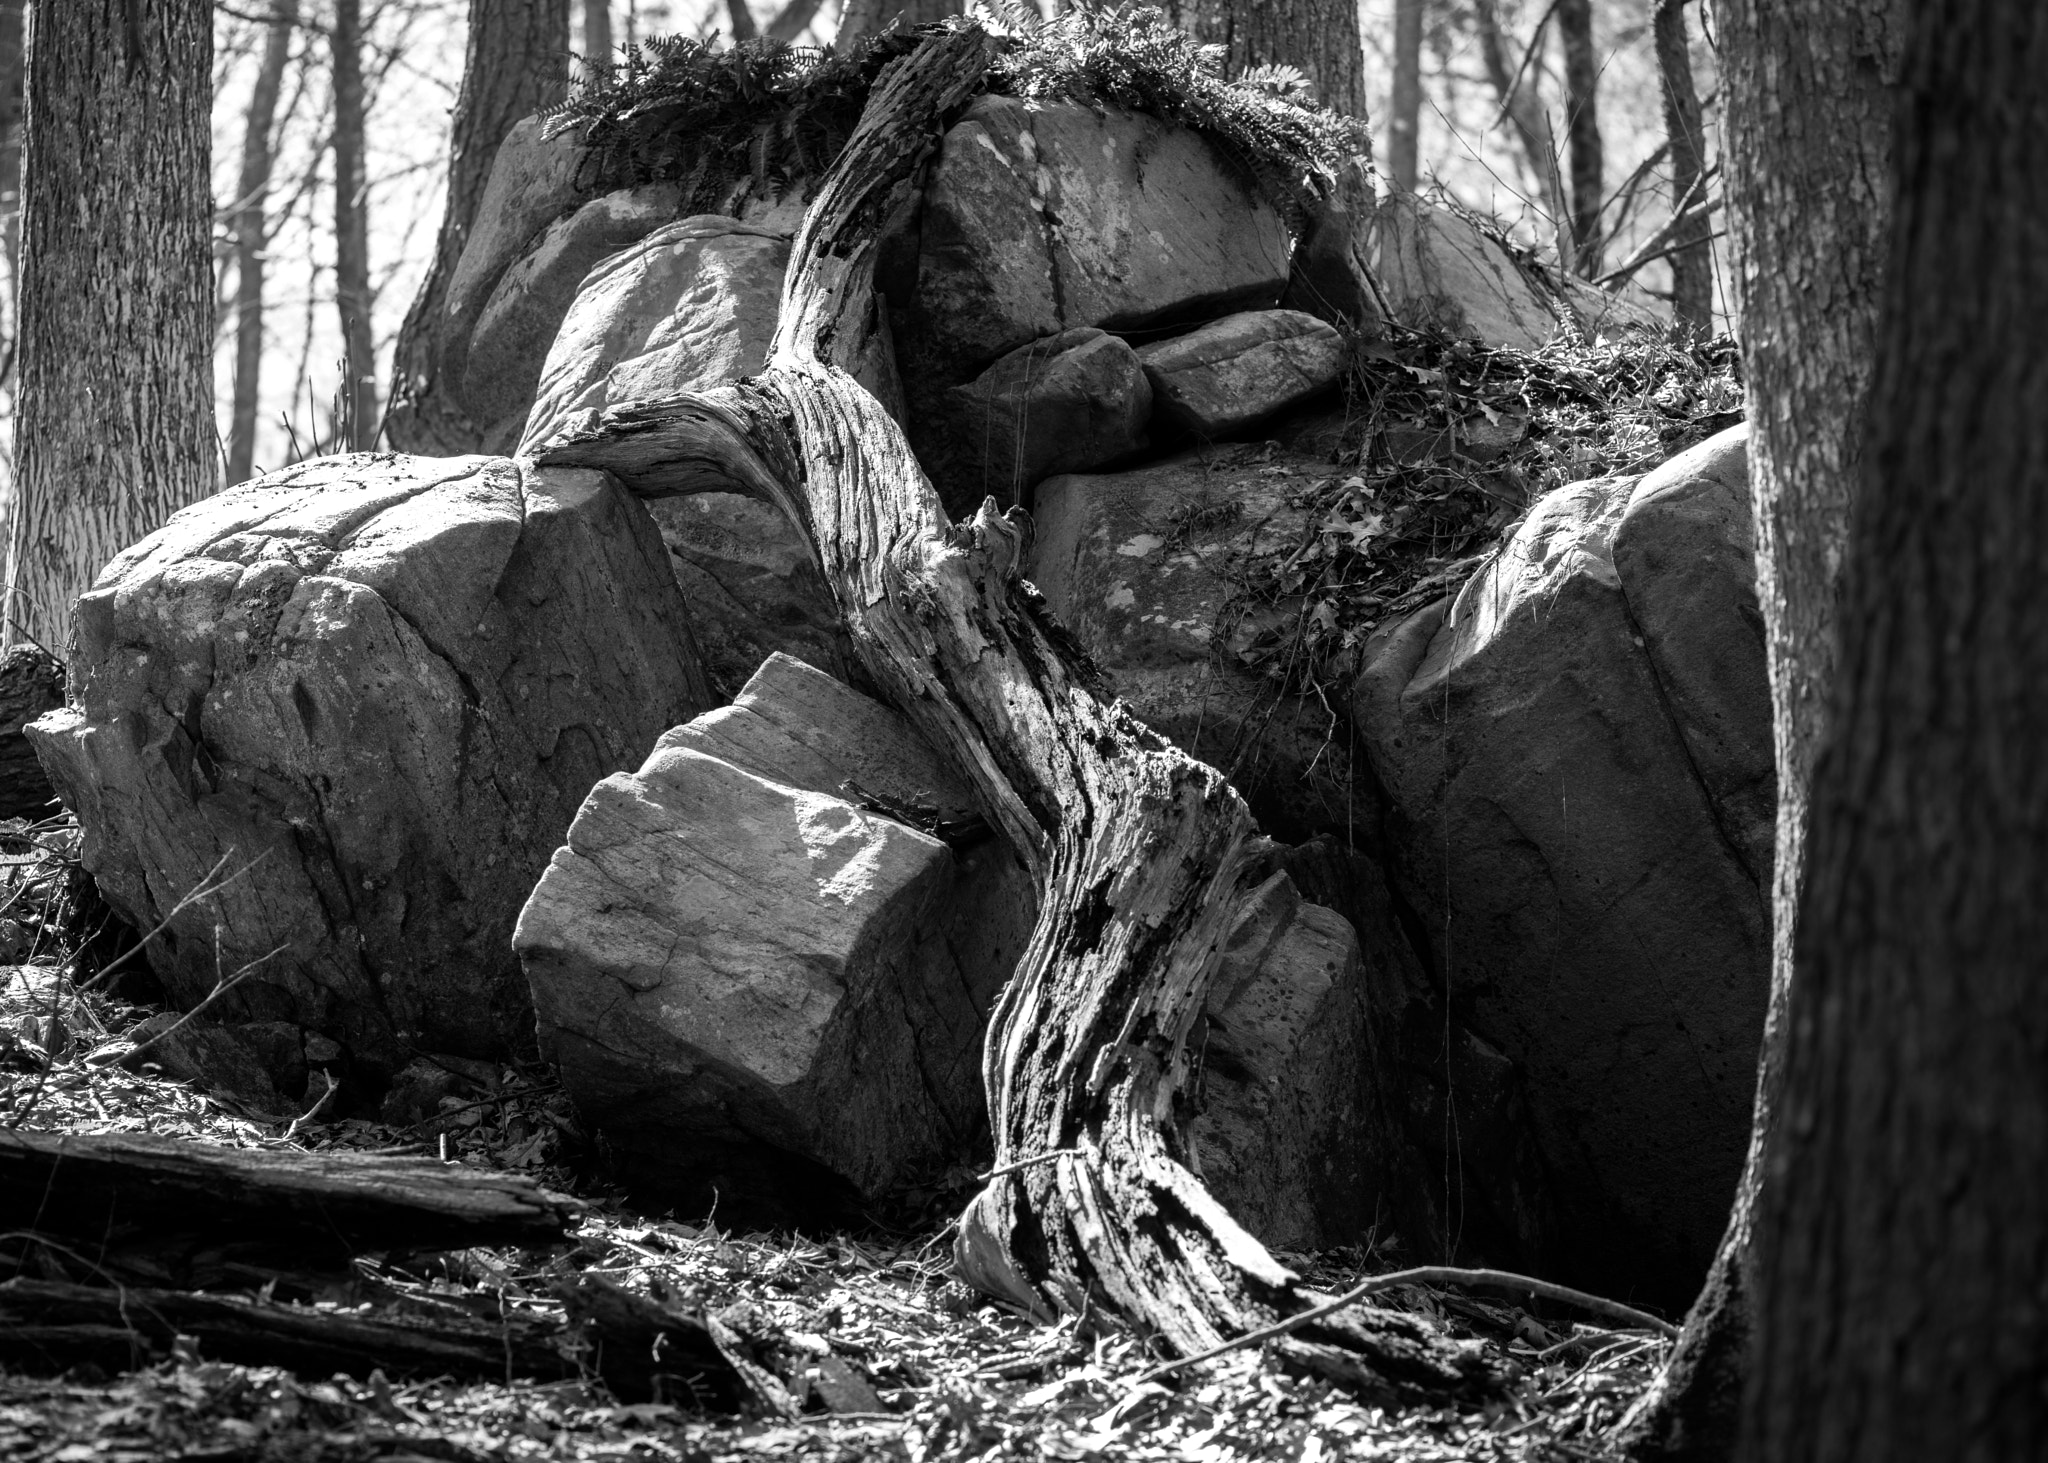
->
(1350, 424, 1769, 1304)
(1137, 310, 1346, 439)
(30, 454, 712, 1075)
(516, 654, 1036, 1221)
(1025, 444, 1370, 842)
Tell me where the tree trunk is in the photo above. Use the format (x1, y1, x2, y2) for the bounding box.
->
(581, 0, 610, 63)
(1555, 0, 1600, 275)
(724, 0, 758, 40)
(227, 1, 297, 484)
(332, 0, 377, 449)
(2, 0, 214, 657)
(834, 0, 957, 52)
(1617, 3, 1904, 1459)
(1651, 0, 1709, 335)
(1471, 0, 1558, 222)
(384, 0, 570, 455)
(1744, 5, 2048, 1455)
(1386, 0, 1422, 191)
(1162, 0, 1365, 117)
(538, 26, 1488, 1404)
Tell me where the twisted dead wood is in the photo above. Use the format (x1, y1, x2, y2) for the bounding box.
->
(538, 22, 1490, 1404)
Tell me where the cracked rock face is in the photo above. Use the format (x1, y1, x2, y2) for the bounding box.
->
(1349, 424, 1770, 1307)
(29, 454, 712, 1076)
(515, 654, 1038, 1223)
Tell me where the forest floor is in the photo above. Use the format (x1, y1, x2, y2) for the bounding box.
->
(0, 818, 1667, 1462)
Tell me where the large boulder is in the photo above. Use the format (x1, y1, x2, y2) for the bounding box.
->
(1136, 309, 1346, 439)
(1025, 444, 1373, 843)
(903, 95, 1292, 384)
(1360, 192, 1566, 350)
(29, 454, 712, 1075)
(1349, 424, 1770, 1305)
(462, 183, 688, 450)
(519, 215, 793, 454)
(515, 654, 1037, 1221)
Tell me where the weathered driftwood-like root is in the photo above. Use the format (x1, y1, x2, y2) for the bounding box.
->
(539, 22, 1492, 1405)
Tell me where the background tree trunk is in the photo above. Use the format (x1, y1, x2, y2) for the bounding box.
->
(227, 1, 297, 484)
(1386, 0, 1422, 190)
(2, 0, 214, 656)
(1744, 4, 2048, 1455)
(383, 0, 569, 455)
(835, 0, 957, 52)
(332, 0, 377, 448)
(1472, 0, 1558, 222)
(1555, 0, 1601, 275)
(538, 26, 1486, 1404)
(1651, 0, 1709, 335)
(581, 0, 610, 64)
(1163, 0, 1365, 117)
(1618, 2, 1905, 1458)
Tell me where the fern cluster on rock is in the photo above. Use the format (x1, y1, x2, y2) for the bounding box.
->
(544, 4, 1370, 223)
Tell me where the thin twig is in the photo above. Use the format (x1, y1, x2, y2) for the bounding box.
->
(73, 849, 266, 993)
(976, 1148, 1081, 1182)
(101, 941, 290, 1068)
(282, 1069, 340, 1141)
(1136, 1264, 1677, 1384)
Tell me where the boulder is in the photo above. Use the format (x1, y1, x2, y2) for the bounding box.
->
(643, 493, 853, 698)
(29, 454, 712, 1076)
(1280, 188, 1393, 333)
(926, 327, 1151, 509)
(462, 183, 686, 450)
(0, 646, 64, 820)
(515, 654, 1038, 1222)
(1025, 444, 1374, 842)
(1349, 423, 1770, 1306)
(1137, 310, 1346, 439)
(1361, 192, 1566, 350)
(904, 95, 1292, 382)
(519, 215, 792, 455)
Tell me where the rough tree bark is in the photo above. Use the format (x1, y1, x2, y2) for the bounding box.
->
(1555, 0, 1600, 275)
(227, 1, 297, 484)
(1, 0, 214, 656)
(1471, 0, 1557, 222)
(1651, 0, 1709, 334)
(384, 0, 570, 455)
(332, 0, 378, 449)
(539, 25, 1487, 1403)
(1743, 4, 2048, 1455)
(1162, 0, 1365, 117)
(1386, 0, 1422, 191)
(1617, 3, 1904, 1459)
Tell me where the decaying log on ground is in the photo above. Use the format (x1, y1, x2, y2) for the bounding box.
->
(0, 1130, 582, 1285)
(539, 22, 1491, 1403)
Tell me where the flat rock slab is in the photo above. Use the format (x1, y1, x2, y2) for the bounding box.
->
(1363, 192, 1566, 350)
(1138, 310, 1345, 439)
(906, 95, 1290, 383)
(1351, 423, 1769, 1306)
(30, 454, 711, 1074)
(516, 654, 1036, 1222)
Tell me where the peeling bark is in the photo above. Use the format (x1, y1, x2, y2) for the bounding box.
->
(539, 25, 1489, 1402)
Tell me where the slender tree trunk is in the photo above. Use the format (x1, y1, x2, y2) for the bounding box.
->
(581, 0, 610, 64)
(228, 1, 297, 484)
(724, 0, 758, 40)
(1745, 5, 2048, 1455)
(765, 0, 826, 43)
(332, 0, 377, 449)
(1161, 0, 1365, 117)
(1616, 3, 1904, 1459)
(538, 25, 1489, 1404)
(1555, 0, 1600, 275)
(1652, 0, 1709, 334)
(2, 0, 213, 656)
(1386, 0, 1422, 191)
(1471, 0, 1558, 222)
(0, 0, 26, 550)
(384, 0, 570, 455)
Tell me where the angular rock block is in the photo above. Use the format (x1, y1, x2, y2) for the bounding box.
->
(1361, 192, 1567, 350)
(1026, 445, 1373, 842)
(1351, 423, 1769, 1305)
(515, 654, 1037, 1222)
(520, 215, 792, 455)
(1137, 310, 1346, 439)
(29, 454, 712, 1073)
(464, 183, 687, 449)
(930, 328, 1151, 509)
(906, 95, 1291, 381)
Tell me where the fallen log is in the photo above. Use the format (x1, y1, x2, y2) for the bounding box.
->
(537, 21, 1492, 1404)
(0, 1130, 582, 1286)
